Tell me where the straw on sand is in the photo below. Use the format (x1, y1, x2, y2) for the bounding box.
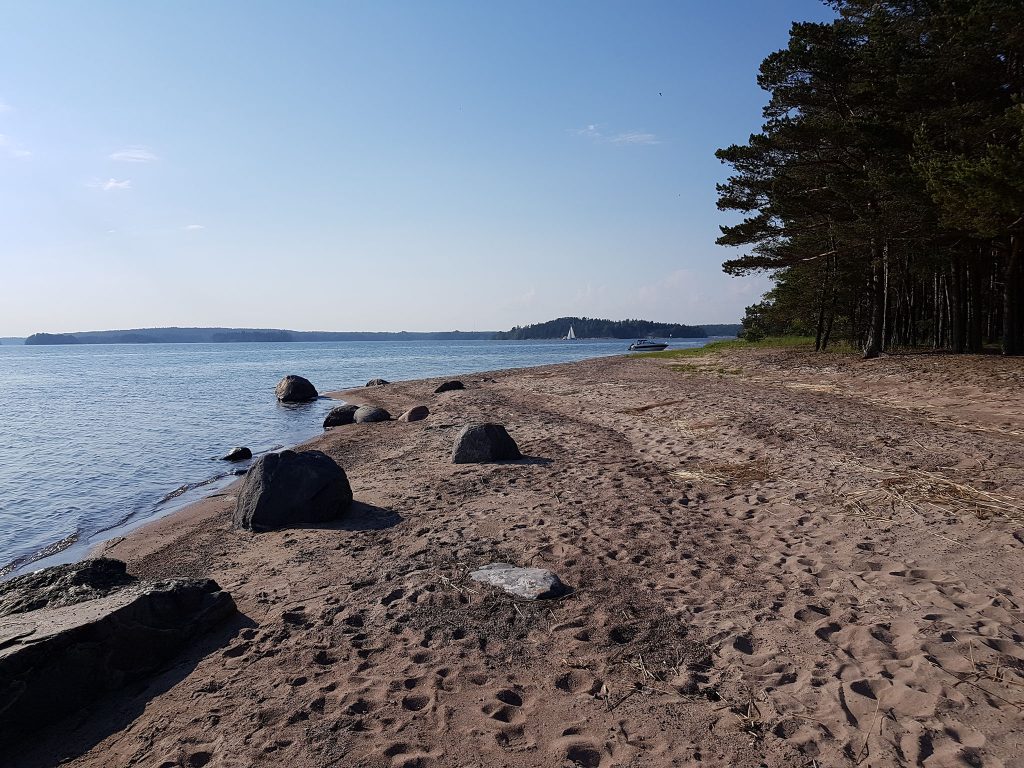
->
(672, 457, 772, 485)
(842, 464, 1023, 525)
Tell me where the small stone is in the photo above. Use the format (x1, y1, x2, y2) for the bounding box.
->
(469, 563, 568, 600)
(223, 447, 252, 462)
(354, 405, 391, 423)
(399, 405, 429, 422)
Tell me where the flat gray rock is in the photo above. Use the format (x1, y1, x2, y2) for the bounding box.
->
(469, 563, 568, 600)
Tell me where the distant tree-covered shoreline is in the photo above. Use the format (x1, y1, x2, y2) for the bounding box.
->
(493, 317, 716, 340)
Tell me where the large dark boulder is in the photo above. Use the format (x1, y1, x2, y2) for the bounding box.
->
(0, 568, 235, 748)
(451, 423, 522, 464)
(399, 405, 429, 422)
(434, 380, 465, 393)
(275, 375, 318, 402)
(323, 404, 358, 429)
(223, 446, 252, 462)
(233, 450, 353, 531)
(354, 405, 391, 423)
(365, 378, 389, 387)
(0, 558, 135, 618)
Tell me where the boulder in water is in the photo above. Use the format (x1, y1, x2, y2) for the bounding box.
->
(275, 375, 318, 402)
(365, 378, 389, 387)
(233, 450, 353, 531)
(399, 405, 429, 422)
(451, 423, 522, 464)
(434, 380, 465, 393)
(354, 405, 391, 423)
(323, 404, 358, 429)
(223, 446, 252, 462)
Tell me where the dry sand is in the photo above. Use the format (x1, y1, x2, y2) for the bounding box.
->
(12, 348, 1024, 768)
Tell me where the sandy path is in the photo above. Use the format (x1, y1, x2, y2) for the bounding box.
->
(12, 349, 1024, 768)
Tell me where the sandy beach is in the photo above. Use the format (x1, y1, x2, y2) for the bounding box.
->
(13, 347, 1024, 768)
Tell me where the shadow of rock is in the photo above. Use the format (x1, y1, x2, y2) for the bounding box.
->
(294, 501, 402, 532)
(8, 611, 257, 768)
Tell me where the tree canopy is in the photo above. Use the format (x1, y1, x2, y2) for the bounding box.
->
(717, 0, 1024, 355)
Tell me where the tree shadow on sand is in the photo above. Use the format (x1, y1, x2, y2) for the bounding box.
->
(9, 610, 259, 768)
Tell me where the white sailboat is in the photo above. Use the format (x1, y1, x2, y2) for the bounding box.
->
(564, 325, 577, 340)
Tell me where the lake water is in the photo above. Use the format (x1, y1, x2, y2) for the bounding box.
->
(0, 338, 708, 576)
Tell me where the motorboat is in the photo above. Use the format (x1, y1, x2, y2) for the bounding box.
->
(628, 338, 669, 351)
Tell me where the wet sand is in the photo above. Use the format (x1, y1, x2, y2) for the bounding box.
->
(14, 347, 1024, 768)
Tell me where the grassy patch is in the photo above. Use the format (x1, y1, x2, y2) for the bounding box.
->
(640, 335, 816, 359)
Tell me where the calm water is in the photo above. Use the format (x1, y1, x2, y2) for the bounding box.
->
(0, 338, 708, 576)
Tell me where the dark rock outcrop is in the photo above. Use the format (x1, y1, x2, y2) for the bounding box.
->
(223, 446, 252, 462)
(233, 450, 353, 531)
(434, 380, 465, 393)
(0, 568, 235, 748)
(323, 404, 359, 428)
(354, 405, 391, 423)
(0, 558, 135, 618)
(451, 423, 522, 464)
(275, 375, 318, 402)
(399, 405, 429, 422)
(365, 378, 389, 387)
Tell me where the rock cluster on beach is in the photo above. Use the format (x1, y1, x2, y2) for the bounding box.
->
(365, 378, 389, 387)
(0, 559, 235, 749)
(323, 404, 358, 428)
(275, 375, 318, 402)
(233, 449, 353, 531)
(354, 405, 391, 423)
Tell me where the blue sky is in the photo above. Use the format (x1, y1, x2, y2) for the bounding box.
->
(0, 1, 835, 335)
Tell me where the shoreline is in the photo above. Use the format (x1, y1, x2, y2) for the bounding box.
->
(12, 348, 1024, 767)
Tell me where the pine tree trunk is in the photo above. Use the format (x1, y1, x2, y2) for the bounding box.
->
(949, 256, 965, 354)
(863, 242, 884, 359)
(1005, 234, 1022, 356)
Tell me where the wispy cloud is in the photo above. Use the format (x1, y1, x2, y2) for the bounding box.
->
(90, 178, 132, 191)
(109, 146, 158, 163)
(184, 223, 204, 230)
(0, 133, 31, 159)
(570, 124, 660, 146)
(0, 99, 12, 114)
(609, 131, 660, 145)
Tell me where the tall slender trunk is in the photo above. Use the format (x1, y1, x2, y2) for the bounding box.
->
(1005, 233, 1022, 356)
(949, 255, 966, 353)
(863, 240, 884, 359)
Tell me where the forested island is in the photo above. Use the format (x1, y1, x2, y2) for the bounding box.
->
(23, 328, 495, 345)
(717, 0, 1024, 357)
(22, 321, 739, 345)
(493, 317, 732, 340)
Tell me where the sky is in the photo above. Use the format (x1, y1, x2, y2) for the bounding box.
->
(0, 1, 836, 336)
